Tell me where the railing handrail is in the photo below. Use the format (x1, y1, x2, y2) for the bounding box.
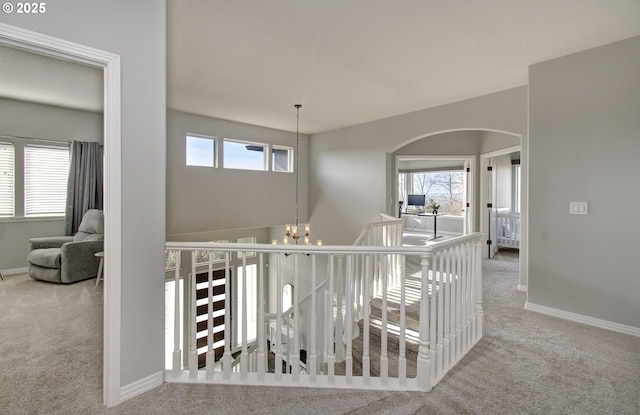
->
(354, 213, 403, 246)
(165, 225, 484, 393)
(166, 233, 481, 256)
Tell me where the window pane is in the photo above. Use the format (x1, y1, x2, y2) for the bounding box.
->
(272, 147, 292, 172)
(24, 145, 69, 217)
(223, 140, 266, 171)
(0, 142, 15, 217)
(186, 135, 215, 167)
(410, 171, 464, 216)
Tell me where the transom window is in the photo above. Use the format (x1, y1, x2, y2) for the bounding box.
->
(184, 134, 294, 173)
(186, 134, 216, 167)
(272, 146, 293, 173)
(223, 139, 267, 171)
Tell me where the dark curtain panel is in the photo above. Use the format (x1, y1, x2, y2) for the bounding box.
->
(65, 141, 104, 235)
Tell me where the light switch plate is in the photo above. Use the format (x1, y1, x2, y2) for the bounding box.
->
(570, 201, 588, 215)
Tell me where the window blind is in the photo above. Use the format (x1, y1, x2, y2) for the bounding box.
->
(0, 142, 15, 217)
(24, 144, 70, 216)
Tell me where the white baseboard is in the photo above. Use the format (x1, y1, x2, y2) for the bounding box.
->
(517, 284, 527, 292)
(120, 371, 163, 402)
(525, 301, 640, 338)
(0, 267, 28, 276)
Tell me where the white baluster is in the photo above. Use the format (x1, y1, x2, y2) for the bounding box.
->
(189, 251, 197, 379)
(475, 238, 484, 338)
(363, 255, 371, 384)
(437, 250, 444, 379)
(444, 247, 452, 370)
(309, 254, 317, 380)
(222, 253, 232, 380)
(469, 241, 477, 344)
(455, 245, 462, 360)
(429, 251, 437, 384)
(327, 255, 335, 381)
(172, 250, 181, 374)
(257, 253, 265, 380)
(292, 254, 300, 380)
(206, 252, 214, 381)
(460, 244, 468, 351)
(240, 255, 248, 378)
(398, 254, 407, 386)
(335, 255, 345, 362)
(380, 254, 389, 384)
(345, 255, 353, 383)
(275, 253, 282, 380)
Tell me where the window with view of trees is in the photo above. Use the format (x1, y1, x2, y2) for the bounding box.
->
(399, 170, 464, 216)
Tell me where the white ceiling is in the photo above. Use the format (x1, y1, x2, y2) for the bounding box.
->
(2, 1, 640, 133)
(0, 44, 103, 113)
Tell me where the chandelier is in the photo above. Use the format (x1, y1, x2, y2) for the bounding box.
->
(281, 104, 320, 246)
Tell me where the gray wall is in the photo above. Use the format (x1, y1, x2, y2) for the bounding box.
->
(0, 98, 102, 271)
(528, 36, 640, 328)
(309, 87, 528, 246)
(167, 110, 309, 235)
(1, 0, 167, 388)
(0, 97, 103, 141)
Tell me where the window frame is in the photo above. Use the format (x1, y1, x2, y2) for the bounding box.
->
(222, 138, 268, 171)
(0, 141, 15, 218)
(271, 145, 294, 173)
(185, 133, 218, 168)
(24, 143, 70, 217)
(400, 169, 465, 217)
(0, 136, 70, 221)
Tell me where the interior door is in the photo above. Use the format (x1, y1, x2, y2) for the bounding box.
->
(487, 161, 498, 258)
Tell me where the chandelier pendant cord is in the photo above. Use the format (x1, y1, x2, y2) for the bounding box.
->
(294, 104, 301, 230)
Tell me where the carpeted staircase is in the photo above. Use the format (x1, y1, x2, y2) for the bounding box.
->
(327, 269, 424, 378)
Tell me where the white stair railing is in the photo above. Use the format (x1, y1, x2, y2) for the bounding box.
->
(165, 228, 483, 392)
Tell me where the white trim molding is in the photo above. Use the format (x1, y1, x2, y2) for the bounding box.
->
(525, 301, 640, 338)
(517, 284, 527, 292)
(0, 23, 123, 408)
(0, 267, 28, 276)
(120, 372, 163, 402)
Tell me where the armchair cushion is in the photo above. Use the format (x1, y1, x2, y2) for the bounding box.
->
(74, 209, 104, 241)
(27, 248, 62, 268)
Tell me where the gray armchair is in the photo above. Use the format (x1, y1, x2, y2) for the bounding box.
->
(27, 209, 104, 284)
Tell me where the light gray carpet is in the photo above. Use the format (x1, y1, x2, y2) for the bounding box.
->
(1, 251, 639, 414)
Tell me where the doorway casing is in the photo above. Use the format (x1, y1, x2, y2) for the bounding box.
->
(0, 23, 123, 407)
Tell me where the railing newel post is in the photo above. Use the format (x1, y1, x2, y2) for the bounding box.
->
(417, 253, 432, 391)
(475, 238, 484, 338)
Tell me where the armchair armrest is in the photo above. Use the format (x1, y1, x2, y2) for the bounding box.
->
(29, 236, 74, 251)
(60, 240, 105, 283)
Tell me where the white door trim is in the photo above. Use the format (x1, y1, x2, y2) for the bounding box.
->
(0, 23, 122, 408)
